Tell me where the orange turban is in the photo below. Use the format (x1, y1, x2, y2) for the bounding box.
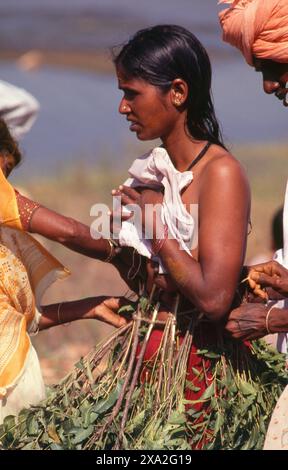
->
(218, 0, 288, 65)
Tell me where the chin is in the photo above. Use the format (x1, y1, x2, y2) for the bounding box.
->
(136, 131, 158, 141)
(136, 131, 148, 141)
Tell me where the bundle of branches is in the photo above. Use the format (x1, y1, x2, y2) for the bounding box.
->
(0, 296, 287, 450)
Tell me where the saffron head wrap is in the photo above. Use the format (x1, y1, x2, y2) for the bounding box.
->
(218, 0, 288, 65)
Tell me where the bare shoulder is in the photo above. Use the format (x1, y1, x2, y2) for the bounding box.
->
(202, 145, 249, 188)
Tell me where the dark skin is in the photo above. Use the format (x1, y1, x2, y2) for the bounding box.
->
(225, 261, 288, 340)
(0, 153, 112, 261)
(112, 69, 251, 322)
(39, 297, 127, 330)
(249, 260, 288, 299)
(20, 192, 111, 261)
(225, 55, 288, 340)
(224, 303, 288, 341)
(5, 134, 133, 271)
(0, 153, 129, 329)
(254, 58, 288, 106)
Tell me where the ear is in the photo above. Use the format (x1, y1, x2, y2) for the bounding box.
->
(170, 78, 188, 107)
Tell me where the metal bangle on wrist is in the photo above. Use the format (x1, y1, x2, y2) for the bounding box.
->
(103, 238, 121, 262)
(265, 305, 275, 334)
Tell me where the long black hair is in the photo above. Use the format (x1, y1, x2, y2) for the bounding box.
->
(0, 117, 21, 165)
(114, 24, 225, 148)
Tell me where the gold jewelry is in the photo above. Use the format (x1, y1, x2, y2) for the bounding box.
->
(265, 305, 275, 334)
(57, 302, 63, 324)
(103, 238, 119, 263)
(15, 191, 41, 231)
(127, 249, 142, 280)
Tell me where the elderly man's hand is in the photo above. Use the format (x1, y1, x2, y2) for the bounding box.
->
(225, 303, 269, 341)
(248, 261, 288, 299)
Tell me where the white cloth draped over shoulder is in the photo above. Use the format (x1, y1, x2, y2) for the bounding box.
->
(0, 80, 39, 140)
(118, 147, 197, 273)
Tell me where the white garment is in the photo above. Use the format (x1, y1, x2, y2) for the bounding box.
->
(274, 181, 288, 355)
(0, 310, 45, 424)
(118, 147, 196, 273)
(263, 384, 288, 450)
(0, 80, 39, 140)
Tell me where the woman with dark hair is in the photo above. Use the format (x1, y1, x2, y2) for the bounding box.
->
(113, 24, 250, 324)
(101, 25, 285, 449)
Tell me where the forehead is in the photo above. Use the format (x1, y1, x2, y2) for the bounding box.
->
(117, 74, 143, 89)
(116, 65, 146, 87)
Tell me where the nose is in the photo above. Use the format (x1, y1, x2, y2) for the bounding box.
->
(263, 79, 280, 94)
(119, 99, 130, 115)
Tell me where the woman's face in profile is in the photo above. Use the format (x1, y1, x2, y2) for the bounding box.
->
(254, 58, 288, 106)
(117, 67, 178, 141)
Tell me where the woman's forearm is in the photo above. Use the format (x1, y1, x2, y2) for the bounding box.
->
(39, 298, 98, 330)
(16, 192, 113, 260)
(157, 238, 240, 321)
(39, 296, 127, 330)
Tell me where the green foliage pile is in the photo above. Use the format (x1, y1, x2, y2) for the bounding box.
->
(0, 298, 287, 450)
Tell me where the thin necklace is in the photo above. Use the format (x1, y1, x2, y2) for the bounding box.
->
(185, 142, 211, 172)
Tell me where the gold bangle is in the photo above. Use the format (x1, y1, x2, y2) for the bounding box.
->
(103, 239, 118, 263)
(57, 302, 63, 324)
(265, 305, 275, 334)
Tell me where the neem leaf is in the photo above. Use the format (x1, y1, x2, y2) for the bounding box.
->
(167, 411, 186, 425)
(69, 425, 94, 445)
(238, 381, 257, 396)
(199, 382, 215, 400)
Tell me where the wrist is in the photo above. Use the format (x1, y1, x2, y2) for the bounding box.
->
(268, 307, 288, 333)
(151, 223, 168, 256)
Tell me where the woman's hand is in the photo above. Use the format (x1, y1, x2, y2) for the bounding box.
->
(248, 261, 288, 299)
(90, 297, 128, 327)
(112, 185, 164, 237)
(225, 303, 268, 340)
(146, 259, 178, 293)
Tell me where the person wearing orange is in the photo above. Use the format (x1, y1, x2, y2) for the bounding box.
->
(218, 0, 288, 451)
(218, 0, 288, 349)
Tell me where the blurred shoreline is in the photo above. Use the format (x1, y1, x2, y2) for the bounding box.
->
(0, 45, 237, 76)
(0, 49, 113, 74)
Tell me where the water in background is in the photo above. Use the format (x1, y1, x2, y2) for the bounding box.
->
(0, 0, 287, 177)
(0, 0, 222, 51)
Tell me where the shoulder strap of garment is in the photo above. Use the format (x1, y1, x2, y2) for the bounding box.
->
(185, 141, 211, 172)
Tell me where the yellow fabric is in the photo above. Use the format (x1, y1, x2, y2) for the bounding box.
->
(0, 166, 22, 229)
(0, 169, 69, 397)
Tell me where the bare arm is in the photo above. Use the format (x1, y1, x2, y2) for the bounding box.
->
(119, 156, 250, 321)
(16, 191, 113, 260)
(225, 304, 288, 340)
(158, 158, 250, 320)
(39, 297, 127, 331)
